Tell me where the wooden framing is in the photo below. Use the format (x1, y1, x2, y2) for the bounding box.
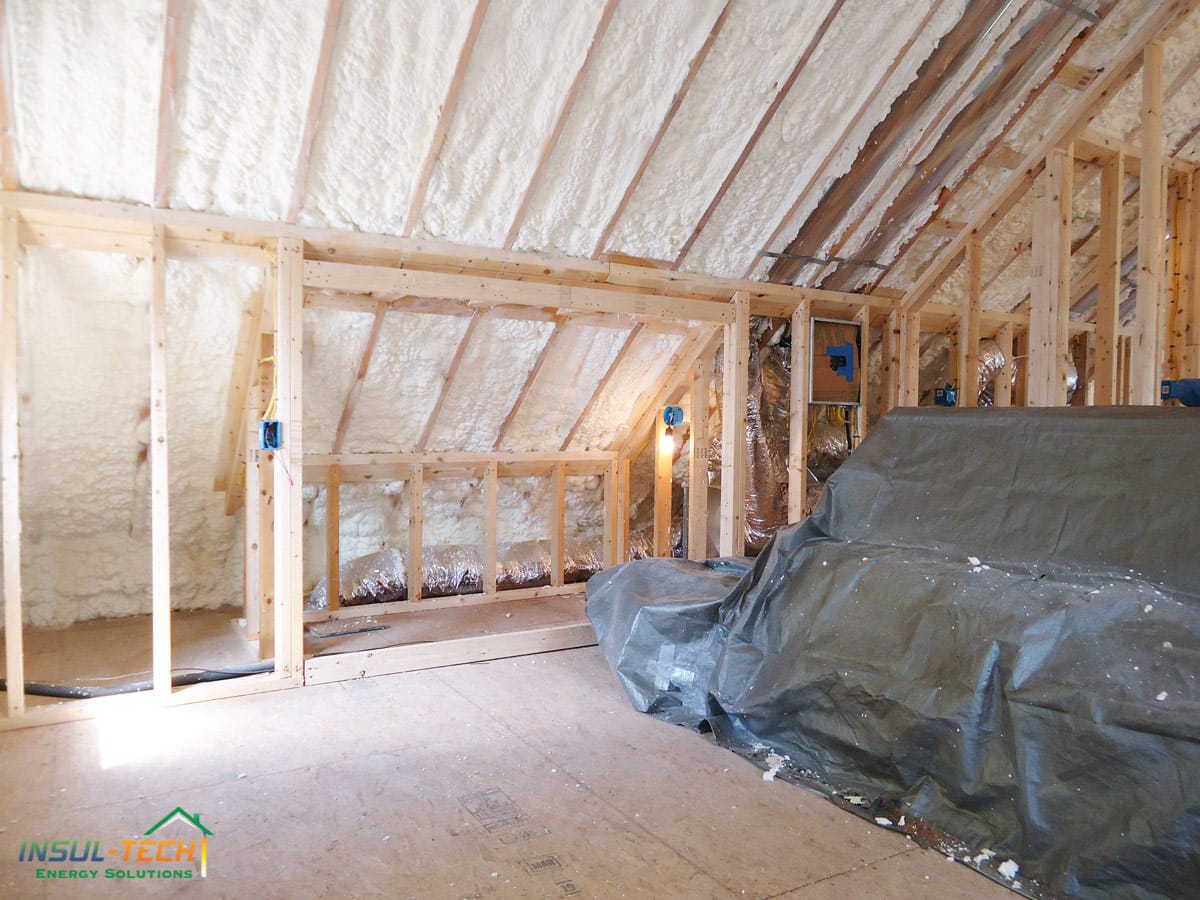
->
(900, 0, 1194, 318)
(1185, 173, 1200, 375)
(286, 0, 343, 223)
(153, 0, 183, 208)
(674, 0, 845, 269)
(505, 0, 617, 248)
(719, 293, 749, 554)
(653, 412, 672, 557)
(687, 352, 710, 560)
(788, 299, 810, 523)
(417, 313, 480, 450)
(256, 334, 275, 656)
(404, 0, 490, 236)
(217, 278, 269, 502)
(560, 323, 642, 450)
(150, 226, 172, 696)
(593, 2, 730, 258)
(958, 237, 983, 407)
(898, 312, 920, 406)
(995, 322, 1014, 407)
(550, 463, 566, 586)
(1094, 150, 1124, 404)
(325, 465, 340, 610)
(2, 210, 22, 714)
(408, 464, 424, 603)
(494, 321, 560, 450)
(1028, 148, 1073, 406)
(1132, 41, 1166, 405)
(483, 461, 498, 592)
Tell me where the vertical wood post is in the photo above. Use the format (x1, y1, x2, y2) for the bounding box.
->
(788, 299, 810, 523)
(256, 334, 274, 658)
(1028, 148, 1073, 406)
(959, 237, 983, 407)
(1133, 41, 1165, 404)
(619, 458, 631, 562)
(898, 311, 920, 406)
(273, 238, 304, 677)
(881, 309, 899, 414)
(408, 464, 423, 602)
(1095, 151, 1124, 403)
(2, 211, 23, 715)
(150, 225, 172, 697)
(653, 412, 672, 557)
(484, 461, 498, 591)
(550, 462, 565, 585)
(995, 322, 1014, 407)
(1184, 172, 1200, 375)
(687, 353, 710, 560)
(719, 292, 749, 556)
(325, 465, 340, 609)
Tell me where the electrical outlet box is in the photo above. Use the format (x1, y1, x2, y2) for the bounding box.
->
(259, 419, 282, 451)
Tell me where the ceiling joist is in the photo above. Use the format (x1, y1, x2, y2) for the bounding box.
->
(152, 0, 183, 208)
(286, 0, 344, 223)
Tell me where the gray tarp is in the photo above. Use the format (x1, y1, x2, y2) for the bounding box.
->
(587, 408, 1199, 898)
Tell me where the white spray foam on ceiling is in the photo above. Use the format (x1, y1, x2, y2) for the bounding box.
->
(340, 311, 473, 453)
(417, 0, 608, 246)
(682, 0, 963, 279)
(604, 0, 836, 263)
(299, 0, 475, 234)
(513, 0, 725, 259)
(567, 328, 684, 451)
(168, 0, 325, 220)
(302, 306, 377, 455)
(500, 321, 630, 451)
(424, 315, 555, 452)
(9, 0, 162, 204)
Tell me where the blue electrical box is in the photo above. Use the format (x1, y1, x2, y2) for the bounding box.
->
(662, 406, 685, 427)
(259, 419, 282, 450)
(1161, 379, 1200, 407)
(934, 384, 958, 407)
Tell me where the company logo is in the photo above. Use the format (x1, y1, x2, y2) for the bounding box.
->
(16, 806, 213, 881)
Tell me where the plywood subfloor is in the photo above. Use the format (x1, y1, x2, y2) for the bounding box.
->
(0, 646, 1012, 898)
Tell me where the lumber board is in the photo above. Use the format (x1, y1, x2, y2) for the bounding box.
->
(1, 210, 22, 714)
(1094, 151, 1124, 404)
(150, 226, 172, 696)
(687, 353, 710, 561)
(1133, 41, 1166, 404)
(287, 0, 342, 222)
(1027, 149, 1073, 406)
(653, 413, 672, 557)
(408, 464, 424, 603)
(561, 323, 642, 450)
(719, 293, 749, 555)
(788, 299, 810, 523)
(153, 0, 182, 208)
(959, 237, 983, 407)
(483, 461, 498, 594)
(304, 582, 588, 624)
(326, 466, 340, 610)
(550, 463, 565, 587)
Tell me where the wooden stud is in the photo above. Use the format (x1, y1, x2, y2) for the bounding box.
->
(550, 463, 565, 586)
(1133, 41, 1165, 404)
(881, 309, 899, 414)
(1094, 151, 1124, 404)
(405, 0, 490, 236)
(788, 299, 810, 523)
(417, 313, 480, 450)
(1027, 148, 1072, 406)
(153, 0, 182, 208)
(687, 353, 710, 560)
(1070, 332, 1090, 406)
(217, 277, 269, 496)
(674, 0, 846, 269)
(1185, 172, 1200, 375)
(854, 303, 869, 441)
(287, 0, 343, 223)
(603, 460, 617, 567)
(900, 0, 1193, 316)
(243, 392, 261, 640)
(257, 334, 275, 657)
(719, 293, 749, 555)
(749, 0, 938, 279)
(594, 2, 730, 258)
(653, 411, 672, 557)
(620, 458, 631, 562)
(493, 321, 560, 450)
(505, 0, 617, 248)
(1, 211, 21, 714)
(483, 461, 498, 593)
(325, 465, 340, 610)
(408, 464, 423, 602)
(149, 225, 172, 697)
(898, 311, 920, 406)
(0, 0, 19, 191)
(959, 237, 983, 407)
(994, 322, 1014, 407)
(560, 323, 642, 450)
(273, 238, 305, 677)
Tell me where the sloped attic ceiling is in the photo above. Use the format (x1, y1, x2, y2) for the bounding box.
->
(6, 0, 1197, 312)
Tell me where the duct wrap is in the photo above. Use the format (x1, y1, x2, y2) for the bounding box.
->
(307, 538, 606, 610)
(588, 408, 1200, 899)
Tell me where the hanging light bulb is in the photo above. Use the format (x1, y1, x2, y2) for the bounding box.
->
(659, 425, 676, 455)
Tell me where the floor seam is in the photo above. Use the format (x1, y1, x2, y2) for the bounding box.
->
(757, 847, 916, 898)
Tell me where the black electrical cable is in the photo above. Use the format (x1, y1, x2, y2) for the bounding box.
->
(0, 660, 276, 700)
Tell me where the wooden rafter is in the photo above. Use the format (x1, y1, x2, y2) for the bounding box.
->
(673, 0, 846, 270)
(767, 0, 1029, 286)
(153, 0, 183, 208)
(493, 319, 561, 450)
(826, 1, 1086, 292)
(504, 0, 618, 248)
(404, 0, 490, 237)
(747, 0, 941, 279)
(900, 0, 1195, 315)
(592, 1, 731, 258)
(416, 312, 480, 450)
(216, 277, 269, 495)
(559, 322, 643, 450)
(332, 299, 387, 454)
(286, 0, 343, 223)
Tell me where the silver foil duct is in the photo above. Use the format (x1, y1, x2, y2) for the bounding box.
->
(307, 537, 608, 611)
